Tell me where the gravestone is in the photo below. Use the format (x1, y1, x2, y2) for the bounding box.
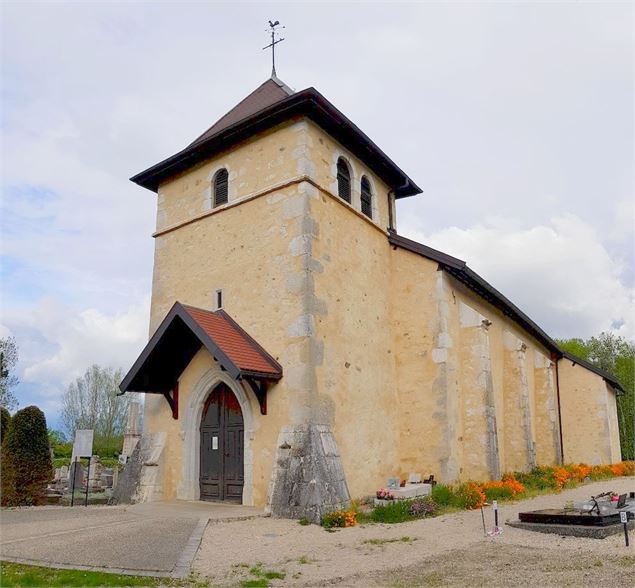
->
(71, 429, 93, 461)
(387, 477, 400, 489)
(68, 461, 85, 490)
(408, 472, 422, 484)
(88, 456, 102, 487)
(60, 465, 69, 480)
(100, 472, 114, 488)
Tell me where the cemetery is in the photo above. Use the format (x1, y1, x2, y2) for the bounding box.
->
(511, 491, 635, 539)
(44, 402, 142, 505)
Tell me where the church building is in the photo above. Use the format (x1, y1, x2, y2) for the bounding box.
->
(120, 76, 623, 521)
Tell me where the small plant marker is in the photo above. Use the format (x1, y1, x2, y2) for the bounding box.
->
(621, 511, 629, 547)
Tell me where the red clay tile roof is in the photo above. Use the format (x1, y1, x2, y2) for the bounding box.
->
(182, 304, 282, 377)
(119, 302, 282, 394)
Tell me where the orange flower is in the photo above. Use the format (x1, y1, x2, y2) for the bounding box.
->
(552, 466, 570, 490)
(610, 463, 626, 477)
(621, 461, 635, 476)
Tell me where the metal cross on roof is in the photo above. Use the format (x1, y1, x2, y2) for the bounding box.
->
(263, 20, 285, 78)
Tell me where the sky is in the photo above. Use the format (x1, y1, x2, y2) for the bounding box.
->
(1, 2, 633, 429)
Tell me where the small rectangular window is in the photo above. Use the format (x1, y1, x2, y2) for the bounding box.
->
(215, 289, 223, 310)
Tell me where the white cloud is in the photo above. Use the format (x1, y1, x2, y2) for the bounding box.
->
(1, 3, 631, 425)
(3, 297, 150, 403)
(401, 214, 634, 340)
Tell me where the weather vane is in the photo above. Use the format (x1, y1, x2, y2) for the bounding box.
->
(263, 20, 285, 78)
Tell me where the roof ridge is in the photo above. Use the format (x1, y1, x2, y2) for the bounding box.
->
(270, 75, 295, 95)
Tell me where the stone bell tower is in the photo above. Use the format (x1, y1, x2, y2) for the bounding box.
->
(121, 74, 421, 519)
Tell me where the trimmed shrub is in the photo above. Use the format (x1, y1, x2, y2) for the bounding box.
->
(1, 406, 52, 506)
(0, 406, 10, 445)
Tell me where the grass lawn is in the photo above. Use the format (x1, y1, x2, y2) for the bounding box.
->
(0, 561, 164, 587)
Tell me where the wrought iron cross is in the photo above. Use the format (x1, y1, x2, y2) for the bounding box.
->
(263, 20, 285, 77)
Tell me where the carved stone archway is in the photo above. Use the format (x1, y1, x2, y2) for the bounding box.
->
(177, 365, 255, 505)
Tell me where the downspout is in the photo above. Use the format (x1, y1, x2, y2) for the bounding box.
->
(551, 351, 565, 464)
(387, 179, 413, 233)
(387, 189, 396, 233)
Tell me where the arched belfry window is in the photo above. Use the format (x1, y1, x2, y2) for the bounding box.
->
(361, 176, 372, 219)
(213, 168, 228, 207)
(336, 158, 351, 203)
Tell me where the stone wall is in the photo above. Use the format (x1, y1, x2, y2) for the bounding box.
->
(141, 113, 620, 515)
(558, 359, 621, 465)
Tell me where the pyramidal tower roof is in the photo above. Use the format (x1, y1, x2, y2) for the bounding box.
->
(131, 77, 422, 198)
(188, 77, 294, 148)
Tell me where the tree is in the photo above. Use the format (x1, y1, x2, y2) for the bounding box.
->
(0, 336, 19, 411)
(558, 332, 634, 460)
(1, 406, 10, 444)
(47, 429, 67, 445)
(60, 365, 130, 441)
(1, 405, 52, 506)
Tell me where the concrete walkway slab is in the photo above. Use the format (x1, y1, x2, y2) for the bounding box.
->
(0, 501, 264, 577)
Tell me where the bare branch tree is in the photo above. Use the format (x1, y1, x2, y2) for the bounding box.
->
(61, 365, 130, 440)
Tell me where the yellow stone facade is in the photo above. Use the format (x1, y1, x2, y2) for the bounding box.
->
(141, 111, 621, 509)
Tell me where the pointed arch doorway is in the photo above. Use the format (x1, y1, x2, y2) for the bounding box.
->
(199, 383, 244, 502)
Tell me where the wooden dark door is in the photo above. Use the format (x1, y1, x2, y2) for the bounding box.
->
(199, 384, 244, 502)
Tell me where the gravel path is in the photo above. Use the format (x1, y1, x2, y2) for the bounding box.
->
(193, 477, 635, 587)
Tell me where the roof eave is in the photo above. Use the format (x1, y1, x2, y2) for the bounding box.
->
(130, 89, 422, 197)
(389, 232, 558, 354)
(388, 233, 627, 394)
(119, 302, 282, 394)
(560, 351, 625, 394)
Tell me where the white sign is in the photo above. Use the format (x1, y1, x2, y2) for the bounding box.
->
(620, 512, 628, 524)
(212, 436, 218, 450)
(72, 429, 94, 459)
(492, 500, 498, 510)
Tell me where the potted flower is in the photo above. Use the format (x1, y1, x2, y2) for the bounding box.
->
(375, 488, 396, 505)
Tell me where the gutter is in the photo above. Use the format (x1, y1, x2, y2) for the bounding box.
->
(551, 351, 565, 464)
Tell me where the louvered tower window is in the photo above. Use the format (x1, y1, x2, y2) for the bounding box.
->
(213, 168, 229, 207)
(361, 176, 372, 219)
(336, 158, 351, 203)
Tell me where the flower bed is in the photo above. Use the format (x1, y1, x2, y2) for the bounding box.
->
(320, 461, 633, 528)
